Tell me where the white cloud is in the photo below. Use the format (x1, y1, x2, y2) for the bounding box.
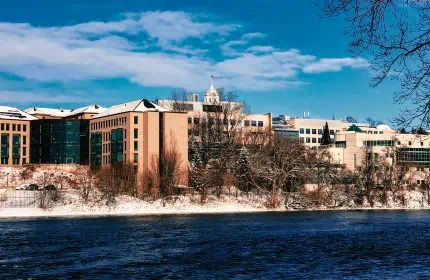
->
(303, 58, 369, 73)
(241, 32, 267, 40)
(247, 45, 277, 53)
(0, 11, 369, 95)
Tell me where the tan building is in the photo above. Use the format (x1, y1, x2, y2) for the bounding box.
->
(329, 125, 430, 174)
(26, 104, 105, 120)
(286, 118, 370, 147)
(0, 106, 37, 166)
(89, 99, 188, 179)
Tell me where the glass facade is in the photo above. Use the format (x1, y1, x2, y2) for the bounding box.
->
(1, 133, 8, 164)
(12, 134, 20, 164)
(90, 132, 102, 166)
(397, 148, 430, 167)
(30, 120, 90, 164)
(111, 128, 124, 164)
(364, 140, 394, 147)
(274, 130, 299, 141)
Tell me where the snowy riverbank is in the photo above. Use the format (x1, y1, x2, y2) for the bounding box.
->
(1, 189, 430, 219)
(0, 190, 275, 218)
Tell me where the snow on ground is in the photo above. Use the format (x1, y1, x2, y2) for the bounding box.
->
(0, 190, 276, 218)
(1, 189, 430, 219)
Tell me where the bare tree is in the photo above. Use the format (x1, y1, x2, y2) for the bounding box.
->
(322, 0, 430, 129)
(170, 88, 193, 112)
(95, 163, 137, 205)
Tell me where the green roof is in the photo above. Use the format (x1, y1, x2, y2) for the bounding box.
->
(347, 124, 364, 133)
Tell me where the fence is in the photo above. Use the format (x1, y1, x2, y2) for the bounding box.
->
(0, 189, 40, 208)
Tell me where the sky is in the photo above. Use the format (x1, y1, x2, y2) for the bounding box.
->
(0, 0, 401, 124)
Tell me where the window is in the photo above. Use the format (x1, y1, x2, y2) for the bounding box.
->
(5, 124, 9, 131)
(305, 129, 310, 134)
(306, 137, 311, 143)
(22, 158, 26, 165)
(23, 136, 26, 145)
(134, 153, 138, 163)
(421, 142, 424, 147)
(318, 138, 322, 144)
(0, 124, 3, 130)
(251, 121, 257, 127)
(300, 128, 304, 134)
(23, 124, 26, 132)
(194, 118, 200, 125)
(409, 141, 412, 146)
(12, 124, 16, 131)
(134, 141, 138, 151)
(258, 121, 264, 127)
(23, 147, 26, 156)
(244, 120, 250, 127)
(312, 138, 317, 143)
(299, 137, 304, 143)
(134, 116, 139, 124)
(312, 129, 316, 134)
(318, 129, 322, 135)
(134, 128, 138, 139)
(17, 124, 21, 131)
(330, 130, 334, 135)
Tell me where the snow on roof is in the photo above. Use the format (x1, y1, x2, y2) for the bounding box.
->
(0, 106, 38, 121)
(25, 107, 72, 118)
(64, 104, 106, 117)
(376, 124, 393, 131)
(25, 104, 106, 118)
(92, 99, 168, 119)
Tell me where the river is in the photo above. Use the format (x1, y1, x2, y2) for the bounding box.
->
(1, 211, 430, 279)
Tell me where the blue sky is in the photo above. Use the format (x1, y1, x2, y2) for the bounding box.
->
(0, 0, 400, 123)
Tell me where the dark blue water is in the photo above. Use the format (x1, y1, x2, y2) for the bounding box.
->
(1, 211, 430, 279)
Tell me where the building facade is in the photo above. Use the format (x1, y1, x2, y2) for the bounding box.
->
(286, 118, 372, 147)
(0, 106, 36, 166)
(328, 125, 430, 173)
(89, 99, 188, 178)
(30, 119, 90, 164)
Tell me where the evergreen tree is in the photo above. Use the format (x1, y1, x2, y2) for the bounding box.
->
(188, 141, 204, 192)
(321, 122, 332, 145)
(235, 146, 252, 195)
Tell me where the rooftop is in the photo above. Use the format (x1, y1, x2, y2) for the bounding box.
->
(25, 104, 105, 118)
(25, 107, 72, 118)
(0, 106, 38, 121)
(92, 99, 168, 119)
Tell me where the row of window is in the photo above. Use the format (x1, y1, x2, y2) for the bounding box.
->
(0, 157, 26, 165)
(0, 123, 27, 132)
(187, 117, 264, 127)
(91, 117, 127, 130)
(299, 128, 341, 135)
(397, 141, 428, 147)
(364, 140, 394, 147)
(299, 137, 323, 144)
(363, 131, 384, 135)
